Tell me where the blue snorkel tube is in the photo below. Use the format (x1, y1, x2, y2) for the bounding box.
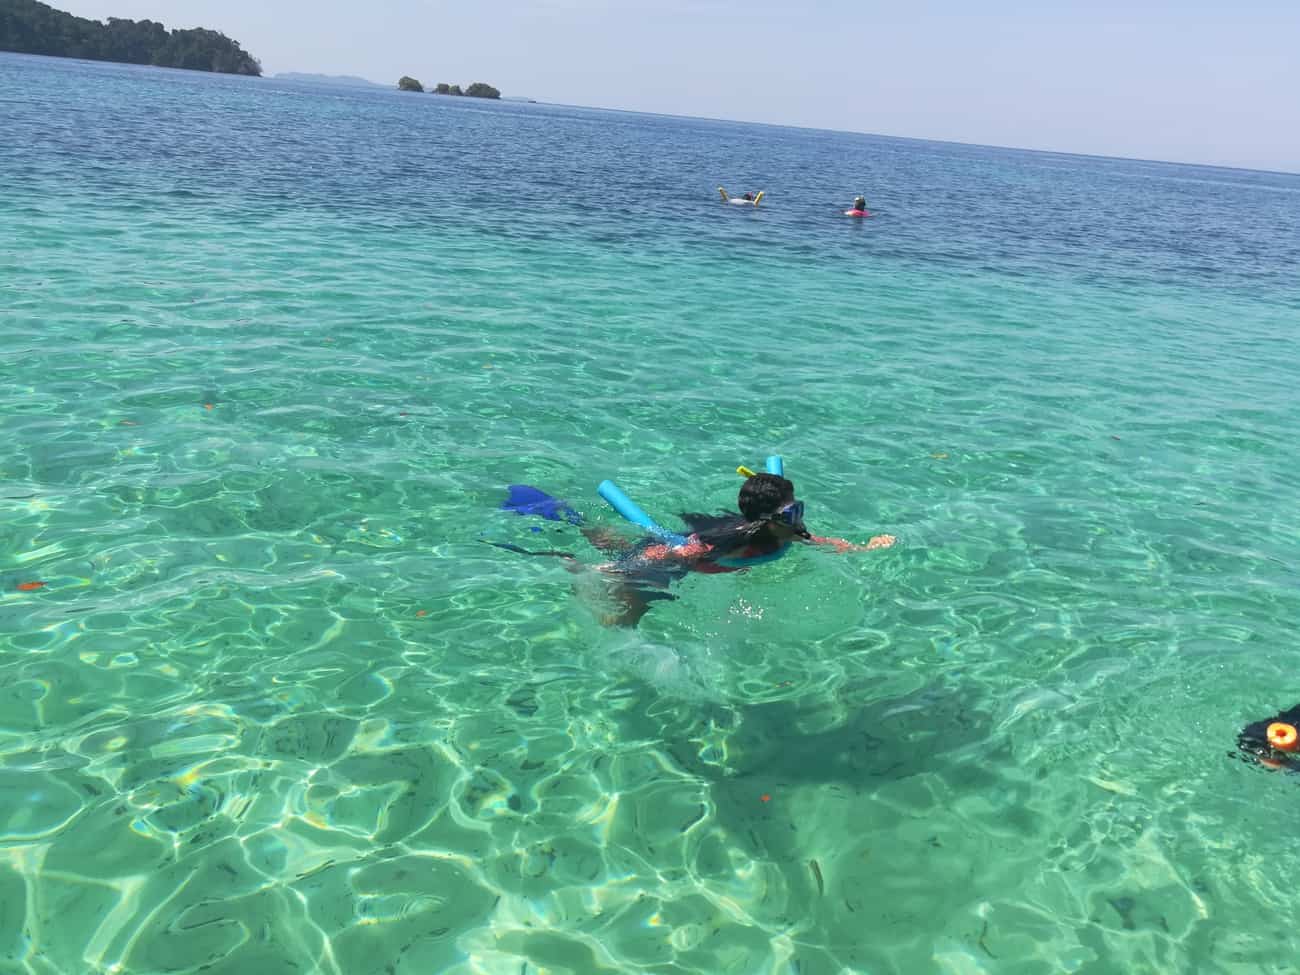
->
(765, 455, 784, 476)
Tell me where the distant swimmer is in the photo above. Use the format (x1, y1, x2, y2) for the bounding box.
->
(845, 195, 870, 217)
(719, 187, 765, 207)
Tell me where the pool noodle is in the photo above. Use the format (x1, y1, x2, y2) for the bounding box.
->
(597, 480, 688, 545)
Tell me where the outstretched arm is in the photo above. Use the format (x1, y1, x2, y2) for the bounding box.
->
(809, 533, 896, 553)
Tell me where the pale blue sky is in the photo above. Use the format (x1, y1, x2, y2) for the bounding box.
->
(58, 0, 1300, 172)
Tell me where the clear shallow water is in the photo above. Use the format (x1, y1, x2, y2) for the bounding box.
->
(3, 52, 1300, 975)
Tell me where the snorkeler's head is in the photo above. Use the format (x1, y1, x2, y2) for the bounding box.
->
(854, 196, 866, 210)
(738, 473, 792, 520)
(678, 473, 807, 551)
(737, 474, 808, 538)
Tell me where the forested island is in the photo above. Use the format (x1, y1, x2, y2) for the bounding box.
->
(398, 76, 500, 99)
(0, 0, 261, 75)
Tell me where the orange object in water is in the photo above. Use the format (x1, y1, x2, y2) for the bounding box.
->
(1267, 722, 1299, 752)
(16, 581, 46, 591)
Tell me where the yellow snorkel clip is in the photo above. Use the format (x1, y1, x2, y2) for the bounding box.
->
(736, 465, 758, 478)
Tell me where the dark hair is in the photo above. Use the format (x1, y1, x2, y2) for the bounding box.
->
(738, 473, 793, 519)
(679, 474, 796, 554)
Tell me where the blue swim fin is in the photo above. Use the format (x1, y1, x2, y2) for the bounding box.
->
(501, 485, 583, 525)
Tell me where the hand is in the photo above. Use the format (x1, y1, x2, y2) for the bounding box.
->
(866, 534, 896, 550)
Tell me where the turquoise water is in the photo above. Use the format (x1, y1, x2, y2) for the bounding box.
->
(4, 51, 1300, 974)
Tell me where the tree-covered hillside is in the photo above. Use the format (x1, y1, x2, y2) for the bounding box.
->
(0, 0, 261, 75)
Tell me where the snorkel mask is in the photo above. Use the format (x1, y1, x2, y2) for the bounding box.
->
(768, 500, 809, 538)
(775, 500, 804, 527)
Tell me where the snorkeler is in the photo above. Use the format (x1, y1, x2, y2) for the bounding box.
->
(595, 472, 892, 625)
(718, 187, 765, 206)
(1236, 703, 1300, 771)
(845, 195, 870, 217)
(495, 471, 894, 627)
(654, 473, 890, 564)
